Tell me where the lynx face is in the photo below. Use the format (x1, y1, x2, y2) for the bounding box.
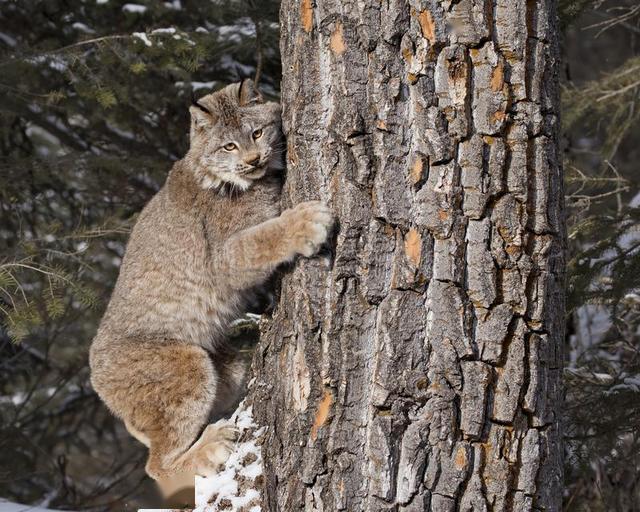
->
(188, 80, 283, 191)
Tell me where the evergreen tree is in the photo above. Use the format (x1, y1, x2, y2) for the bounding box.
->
(1, 0, 639, 509)
(0, 0, 280, 508)
(561, 0, 640, 509)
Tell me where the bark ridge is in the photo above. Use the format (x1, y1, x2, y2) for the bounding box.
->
(251, 1, 564, 510)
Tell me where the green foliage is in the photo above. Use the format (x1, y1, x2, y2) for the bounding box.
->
(562, 1, 640, 509)
(0, 0, 281, 508)
(563, 56, 640, 159)
(559, 0, 600, 26)
(567, 208, 640, 308)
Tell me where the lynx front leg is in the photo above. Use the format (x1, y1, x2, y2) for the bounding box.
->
(221, 201, 333, 289)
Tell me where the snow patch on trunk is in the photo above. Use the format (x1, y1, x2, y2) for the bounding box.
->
(194, 400, 264, 512)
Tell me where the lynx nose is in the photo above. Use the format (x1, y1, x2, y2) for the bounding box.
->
(244, 154, 260, 167)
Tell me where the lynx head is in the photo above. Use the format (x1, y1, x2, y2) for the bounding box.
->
(187, 79, 283, 192)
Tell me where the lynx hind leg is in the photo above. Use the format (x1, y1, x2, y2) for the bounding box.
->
(109, 342, 217, 482)
(141, 345, 241, 482)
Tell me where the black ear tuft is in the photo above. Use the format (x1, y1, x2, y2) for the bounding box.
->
(238, 78, 263, 106)
(238, 78, 247, 100)
(191, 94, 211, 115)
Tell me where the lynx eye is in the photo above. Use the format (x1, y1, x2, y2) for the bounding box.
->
(223, 142, 238, 151)
(252, 128, 263, 140)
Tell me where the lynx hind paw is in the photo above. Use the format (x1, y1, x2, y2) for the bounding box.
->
(194, 423, 239, 477)
(288, 201, 334, 257)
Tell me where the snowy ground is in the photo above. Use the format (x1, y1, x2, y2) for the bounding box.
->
(0, 500, 65, 512)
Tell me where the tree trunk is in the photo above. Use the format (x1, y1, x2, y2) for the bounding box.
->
(250, 0, 564, 510)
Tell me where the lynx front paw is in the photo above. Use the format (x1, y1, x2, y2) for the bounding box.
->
(193, 423, 239, 477)
(283, 201, 334, 258)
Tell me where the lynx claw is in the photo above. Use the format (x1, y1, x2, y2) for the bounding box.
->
(203, 422, 240, 443)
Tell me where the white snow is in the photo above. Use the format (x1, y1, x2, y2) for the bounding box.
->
(0, 32, 17, 47)
(623, 375, 640, 390)
(572, 304, 611, 362)
(217, 18, 256, 43)
(105, 122, 135, 141)
(132, 32, 152, 47)
(25, 125, 62, 157)
(151, 27, 176, 35)
(219, 54, 254, 76)
(0, 499, 66, 511)
(175, 81, 217, 91)
(68, 114, 89, 128)
(163, 0, 181, 9)
(122, 3, 147, 13)
(71, 22, 95, 34)
(96, 0, 109, 3)
(40, 56, 67, 72)
(194, 402, 264, 512)
(142, 112, 159, 126)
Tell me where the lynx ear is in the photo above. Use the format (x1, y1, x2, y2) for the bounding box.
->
(238, 78, 263, 106)
(189, 99, 215, 142)
(190, 99, 214, 129)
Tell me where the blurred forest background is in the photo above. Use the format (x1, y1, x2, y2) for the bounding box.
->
(0, 0, 638, 510)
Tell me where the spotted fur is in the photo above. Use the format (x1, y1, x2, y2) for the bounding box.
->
(89, 80, 333, 493)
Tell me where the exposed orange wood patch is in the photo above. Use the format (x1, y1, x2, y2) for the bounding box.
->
(404, 229, 422, 266)
(491, 60, 504, 92)
(455, 446, 467, 469)
(310, 390, 333, 441)
(402, 47, 413, 63)
(438, 209, 450, 221)
(493, 110, 506, 122)
(410, 156, 424, 184)
(330, 21, 346, 55)
(417, 10, 435, 43)
(506, 244, 521, 256)
(301, 0, 313, 33)
(376, 119, 388, 131)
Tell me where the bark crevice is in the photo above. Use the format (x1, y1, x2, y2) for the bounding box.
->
(249, 0, 564, 510)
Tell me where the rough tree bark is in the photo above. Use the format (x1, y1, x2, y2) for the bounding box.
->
(250, 0, 564, 510)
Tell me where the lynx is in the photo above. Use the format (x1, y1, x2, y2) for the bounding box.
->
(89, 80, 332, 494)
